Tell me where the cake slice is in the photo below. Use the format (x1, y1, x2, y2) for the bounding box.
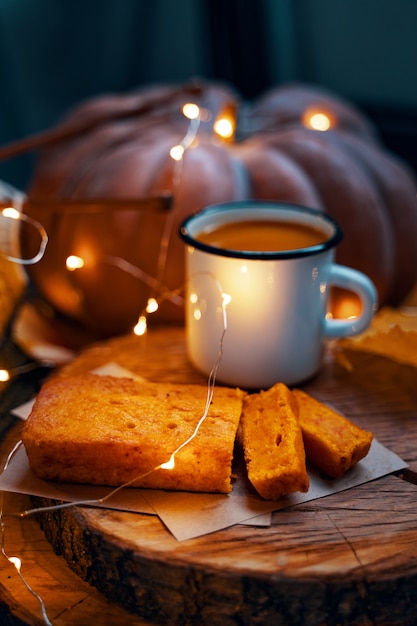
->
(292, 388, 373, 478)
(22, 374, 246, 493)
(240, 382, 309, 500)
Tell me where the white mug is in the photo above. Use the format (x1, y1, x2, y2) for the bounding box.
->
(179, 201, 378, 389)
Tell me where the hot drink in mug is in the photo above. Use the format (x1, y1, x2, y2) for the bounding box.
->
(179, 201, 377, 389)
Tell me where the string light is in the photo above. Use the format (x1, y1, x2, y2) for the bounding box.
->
(0, 360, 55, 384)
(1, 206, 48, 265)
(1, 442, 53, 626)
(169, 103, 201, 162)
(133, 315, 147, 336)
(65, 254, 168, 293)
(64, 252, 184, 337)
(65, 103, 204, 339)
(169, 144, 185, 161)
(0, 205, 52, 623)
(4, 554, 52, 626)
(1, 101, 235, 621)
(135, 101, 203, 336)
(2, 206, 20, 220)
(2, 269, 225, 623)
(148, 98, 236, 336)
(155, 283, 231, 471)
(64, 100, 228, 342)
(145, 297, 159, 314)
(182, 102, 200, 120)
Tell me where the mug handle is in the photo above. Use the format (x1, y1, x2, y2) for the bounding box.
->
(323, 264, 378, 338)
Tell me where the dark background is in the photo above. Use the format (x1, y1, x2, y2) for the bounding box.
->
(1, 0, 416, 190)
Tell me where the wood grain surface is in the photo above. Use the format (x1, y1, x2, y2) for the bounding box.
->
(1, 325, 417, 626)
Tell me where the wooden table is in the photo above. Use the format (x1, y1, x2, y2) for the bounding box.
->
(1, 325, 417, 626)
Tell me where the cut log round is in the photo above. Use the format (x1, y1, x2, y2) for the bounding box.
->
(4, 326, 415, 626)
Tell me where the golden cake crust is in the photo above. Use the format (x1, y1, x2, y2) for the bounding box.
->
(22, 374, 246, 493)
(240, 382, 309, 500)
(292, 388, 373, 478)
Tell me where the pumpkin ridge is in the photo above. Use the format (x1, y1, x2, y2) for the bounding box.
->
(324, 130, 417, 304)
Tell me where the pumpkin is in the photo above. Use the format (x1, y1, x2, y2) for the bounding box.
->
(11, 81, 417, 337)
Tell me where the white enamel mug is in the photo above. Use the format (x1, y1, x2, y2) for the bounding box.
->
(179, 202, 378, 389)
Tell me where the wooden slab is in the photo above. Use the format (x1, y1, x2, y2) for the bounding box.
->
(2, 325, 417, 626)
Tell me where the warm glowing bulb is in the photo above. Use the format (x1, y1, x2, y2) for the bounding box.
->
(190, 292, 198, 304)
(214, 117, 234, 139)
(2, 206, 20, 220)
(66, 255, 85, 271)
(182, 103, 200, 120)
(302, 109, 332, 131)
(0, 369, 10, 382)
(146, 297, 159, 314)
(310, 113, 331, 131)
(134, 315, 147, 336)
(9, 556, 21, 571)
(170, 144, 185, 161)
(222, 293, 232, 306)
(160, 456, 175, 470)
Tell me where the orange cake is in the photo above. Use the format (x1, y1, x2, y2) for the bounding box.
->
(22, 374, 246, 493)
(292, 388, 373, 478)
(240, 382, 309, 500)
